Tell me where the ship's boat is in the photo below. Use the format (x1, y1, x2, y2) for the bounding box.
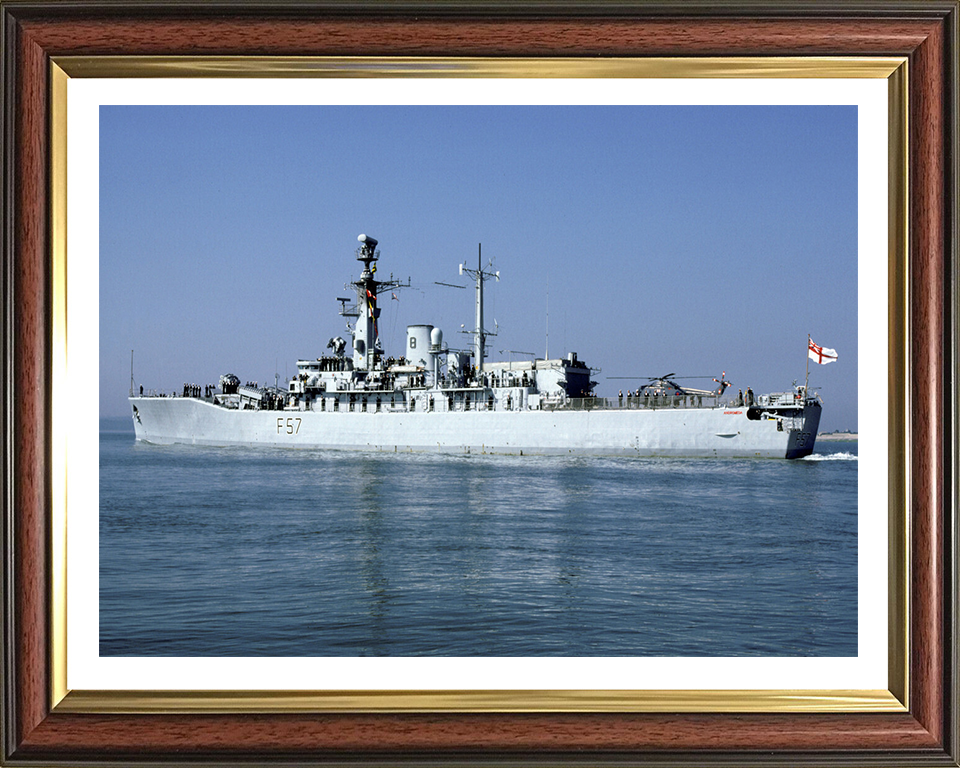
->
(130, 235, 822, 458)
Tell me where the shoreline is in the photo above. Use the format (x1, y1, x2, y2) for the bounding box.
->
(818, 432, 858, 442)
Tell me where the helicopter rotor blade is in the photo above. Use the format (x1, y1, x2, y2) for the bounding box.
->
(608, 376, 675, 381)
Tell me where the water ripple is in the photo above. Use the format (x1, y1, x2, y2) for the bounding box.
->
(101, 428, 858, 657)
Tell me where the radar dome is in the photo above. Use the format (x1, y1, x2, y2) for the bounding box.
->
(430, 327, 443, 347)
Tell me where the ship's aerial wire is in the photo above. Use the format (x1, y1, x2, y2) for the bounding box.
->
(389, 293, 399, 350)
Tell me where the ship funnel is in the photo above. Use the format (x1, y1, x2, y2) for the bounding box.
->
(406, 325, 434, 363)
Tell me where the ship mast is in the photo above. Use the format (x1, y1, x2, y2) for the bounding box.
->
(460, 244, 499, 373)
(343, 234, 409, 371)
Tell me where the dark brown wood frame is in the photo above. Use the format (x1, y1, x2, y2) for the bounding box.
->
(2, 2, 957, 765)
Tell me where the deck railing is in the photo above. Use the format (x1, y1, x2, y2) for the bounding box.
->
(547, 396, 722, 411)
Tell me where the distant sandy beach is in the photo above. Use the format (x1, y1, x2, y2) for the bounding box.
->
(819, 432, 858, 441)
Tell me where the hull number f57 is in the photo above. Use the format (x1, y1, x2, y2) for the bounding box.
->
(277, 417, 302, 435)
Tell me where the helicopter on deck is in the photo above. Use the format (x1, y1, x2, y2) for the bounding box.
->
(608, 372, 732, 399)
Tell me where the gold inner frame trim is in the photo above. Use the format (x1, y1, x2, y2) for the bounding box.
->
(55, 688, 905, 715)
(886, 62, 910, 710)
(50, 62, 69, 709)
(49, 55, 909, 715)
(54, 55, 905, 79)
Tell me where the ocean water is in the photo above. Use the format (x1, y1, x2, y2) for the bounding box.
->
(99, 417, 858, 657)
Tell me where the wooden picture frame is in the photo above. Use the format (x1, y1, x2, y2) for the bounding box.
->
(2, 2, 957, 765)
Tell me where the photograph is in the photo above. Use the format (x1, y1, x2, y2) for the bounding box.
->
(3, 2, 956, 764)
(98, 103, 859, 658)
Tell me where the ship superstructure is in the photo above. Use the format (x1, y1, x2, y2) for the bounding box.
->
(130, 235, 822, 458)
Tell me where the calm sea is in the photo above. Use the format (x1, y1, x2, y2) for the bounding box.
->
(99, 417, 858, 657)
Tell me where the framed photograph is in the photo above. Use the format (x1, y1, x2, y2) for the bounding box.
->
(2, 2, 957, 765)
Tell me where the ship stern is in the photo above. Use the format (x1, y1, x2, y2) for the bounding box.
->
(785, 400, 822, 459)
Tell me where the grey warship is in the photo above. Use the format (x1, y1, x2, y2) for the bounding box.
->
(130, 234, 822, 458)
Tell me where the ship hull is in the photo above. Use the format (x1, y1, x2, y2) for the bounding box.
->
(130, 398, 821, 459)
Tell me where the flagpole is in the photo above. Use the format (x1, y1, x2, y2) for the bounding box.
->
(804, 334, 810, 398)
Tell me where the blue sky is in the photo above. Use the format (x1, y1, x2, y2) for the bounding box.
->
(100, 105, 857, 430)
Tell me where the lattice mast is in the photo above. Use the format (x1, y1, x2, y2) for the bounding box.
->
(460, 244, 499, 372)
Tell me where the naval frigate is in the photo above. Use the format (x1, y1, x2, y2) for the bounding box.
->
(129, 235, 822, 458)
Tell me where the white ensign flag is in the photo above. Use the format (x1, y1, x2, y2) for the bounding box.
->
(808, 339, 838, 365)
